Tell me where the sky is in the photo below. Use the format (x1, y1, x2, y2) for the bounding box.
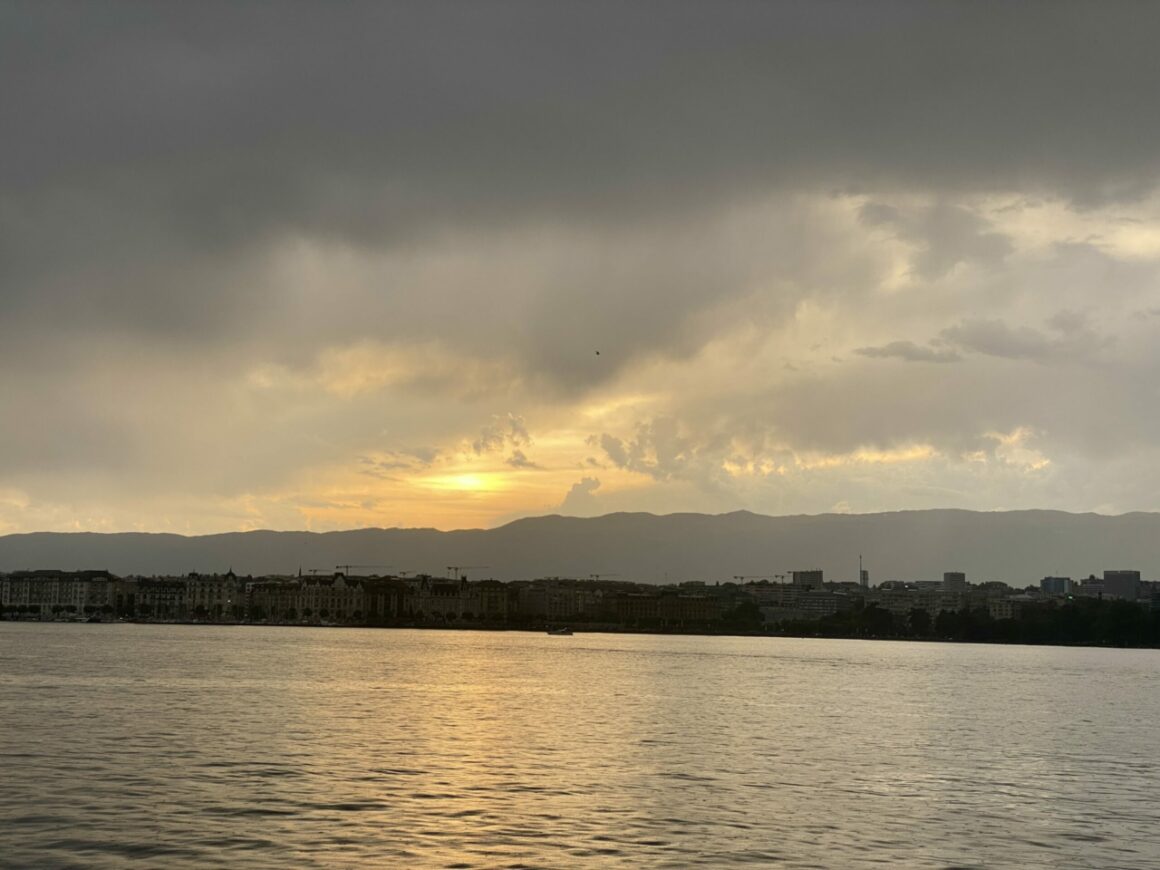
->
(4, 2, 1160, 534)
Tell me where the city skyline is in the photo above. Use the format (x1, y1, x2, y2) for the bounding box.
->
(6, 4, 1160, 534)
(6, 565, 1157, 651)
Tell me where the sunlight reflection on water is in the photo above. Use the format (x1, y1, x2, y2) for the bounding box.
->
(2, 624, 1159, 868)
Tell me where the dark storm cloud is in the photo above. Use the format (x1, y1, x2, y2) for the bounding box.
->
(938, 315, 1110, 363)
(859, 311, 1111, 367)
(7, 3, 1160, 214)
(4, 2, 1160, 344)
(859, 202, 1013, 279)
(739, 349, 1160, 461)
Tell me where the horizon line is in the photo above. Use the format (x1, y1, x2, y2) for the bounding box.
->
(0, 506, 1154, 539)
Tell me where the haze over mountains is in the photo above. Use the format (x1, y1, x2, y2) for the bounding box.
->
(2, 510, 1158, 585)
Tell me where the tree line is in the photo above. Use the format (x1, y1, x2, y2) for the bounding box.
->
(778, 598, 1160, 648)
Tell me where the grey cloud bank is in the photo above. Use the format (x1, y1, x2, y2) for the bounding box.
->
(4, 2, 1160, 531)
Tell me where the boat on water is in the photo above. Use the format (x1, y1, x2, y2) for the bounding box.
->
(546, 627, 573, 636)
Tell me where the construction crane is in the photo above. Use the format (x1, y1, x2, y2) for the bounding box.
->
(446, 565, 489, 580)
(733, 575, 767, 582)
(335, 564, 393, 576)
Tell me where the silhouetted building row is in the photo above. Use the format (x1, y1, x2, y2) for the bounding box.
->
(0, 571, 722, 629)
(3, 565, 1158, 629)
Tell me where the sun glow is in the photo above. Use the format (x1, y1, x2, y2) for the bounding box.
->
(792, 444, 939, 471)
(423, 472, 501, 493)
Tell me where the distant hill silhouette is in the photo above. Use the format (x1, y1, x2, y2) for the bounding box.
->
(0, 510, 1157, 585)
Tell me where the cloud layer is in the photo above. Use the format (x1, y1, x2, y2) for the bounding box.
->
(4, 3, 1160, 532)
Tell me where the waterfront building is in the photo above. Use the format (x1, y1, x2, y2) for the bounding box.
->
(1040, 576, 1073, 596)
(300, 573, 365, 621)
(0, 570, 115, 617)
(796, 590, 845, 620)
(4, 560, 1151, 634)
(914, 586, 944, 614)
(1103, 570, 1141, 601)
(1142, 581, 1160, 612)
(136, 578, 188, 619)
(409, 576, 471, 621)
(988, 597, 1024, 620)
(603, 590, 721, 627)
(942, 571, 967, 591)
(792, 569, 824, 590)
(471, 578, 512, 622)
(869, 586, 918, 619)
(362, 577, 409, 623)
(248, 578, 302, 622)
(187, 571, 243, 620)
(658, 591, 722, 625)
(754, 582, 848, 623)
(1075, 575, 1105, 598)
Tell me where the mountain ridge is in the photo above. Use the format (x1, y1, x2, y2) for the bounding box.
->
(1, 509, 1157, 584)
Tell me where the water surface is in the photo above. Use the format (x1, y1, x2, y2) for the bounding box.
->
(2, 624, 1158, 868)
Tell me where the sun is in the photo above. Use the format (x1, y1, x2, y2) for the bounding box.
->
(449, 474, 487, 491)
(423, 473, 501, 493)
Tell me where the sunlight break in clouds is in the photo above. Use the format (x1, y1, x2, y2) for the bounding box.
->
(4, 4, 1160, 532)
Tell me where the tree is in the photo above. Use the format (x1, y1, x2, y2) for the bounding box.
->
(722, 600, 763, 631)
(908, 608, 931, 637)
(857, 604, 894, 637)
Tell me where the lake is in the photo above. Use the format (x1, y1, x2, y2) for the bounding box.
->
(2, 623, 1158, 868)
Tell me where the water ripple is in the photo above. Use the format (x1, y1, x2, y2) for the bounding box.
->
(3, 624, 1160, 868)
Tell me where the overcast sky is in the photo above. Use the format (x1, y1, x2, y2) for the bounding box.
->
(4, 2, 1160, 533)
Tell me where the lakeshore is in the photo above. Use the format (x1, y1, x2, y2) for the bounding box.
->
(4, 568, 1160, 648)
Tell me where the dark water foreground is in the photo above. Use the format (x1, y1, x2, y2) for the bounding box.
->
(2, 624, 1159, 868)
